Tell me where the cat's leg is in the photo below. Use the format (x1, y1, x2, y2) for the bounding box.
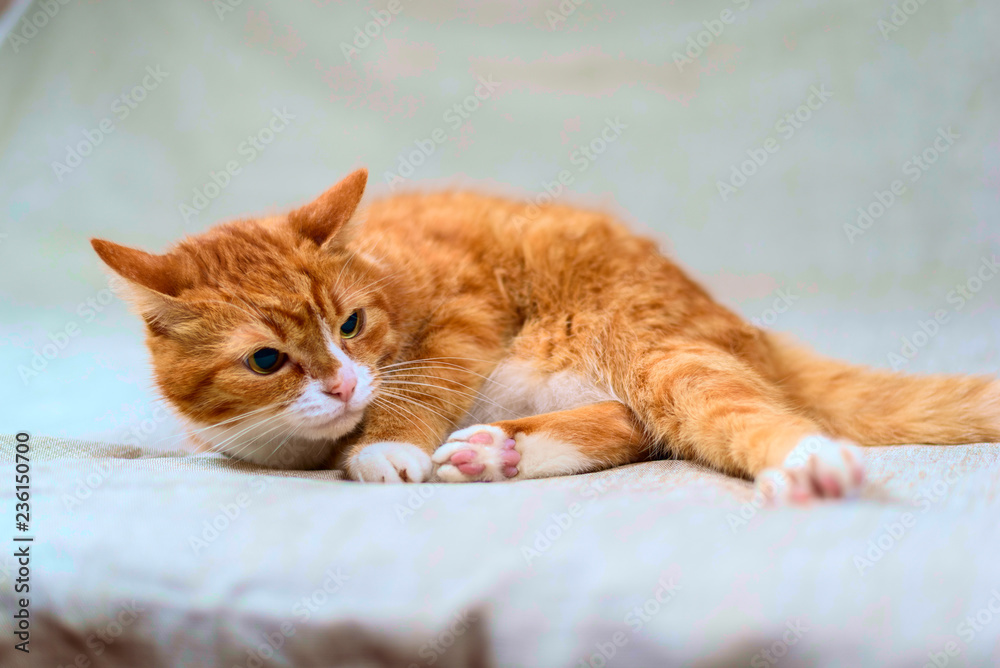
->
(337, 305, 512, 483)
(618, 340, 865, 502)
(340, 368, 487, 483)
(432, 401, 649, 482)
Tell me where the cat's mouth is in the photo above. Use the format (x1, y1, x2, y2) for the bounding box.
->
(294, 405, 366, 435)
(299, 413, 346, 429)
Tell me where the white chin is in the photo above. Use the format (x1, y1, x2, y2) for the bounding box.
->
(203, 410, 365, 470)
(294, 410, 365, 443)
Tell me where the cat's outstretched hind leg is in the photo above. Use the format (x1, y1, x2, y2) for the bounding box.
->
(613, 339, 867, 502)
(432, 401, 648, 482)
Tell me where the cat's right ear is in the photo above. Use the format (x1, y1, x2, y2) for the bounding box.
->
(90, 239, 194, 331)
(287, 167, 368, 248)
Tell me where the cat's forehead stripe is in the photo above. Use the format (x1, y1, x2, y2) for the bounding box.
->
(268, 306, 308, 329)
(309, 275, 338, 315)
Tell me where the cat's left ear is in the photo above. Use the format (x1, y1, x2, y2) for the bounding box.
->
(90, 239, 196, 332)
(288, 167, 367, 247)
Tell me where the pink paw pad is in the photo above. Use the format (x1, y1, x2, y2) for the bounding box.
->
(456, 462, 486, 476)
(756, 435, 867, 504)
(449, 450, 477, 465)
(496, 439, 520, 476)
(442, 431, 521, 480)
(446, 449, 487, 476)
(447, 441, 521, 478)
(434, 425, 525, 482)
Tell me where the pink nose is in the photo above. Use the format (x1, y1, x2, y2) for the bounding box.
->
(323, 368, 357, 402)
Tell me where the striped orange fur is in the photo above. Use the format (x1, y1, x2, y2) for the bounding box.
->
(91, 169, 1000, 501)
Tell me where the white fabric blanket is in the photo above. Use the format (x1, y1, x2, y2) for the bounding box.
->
(2, 435, 999, 667)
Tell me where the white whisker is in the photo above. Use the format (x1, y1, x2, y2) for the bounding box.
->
(371, 396, 439, 444)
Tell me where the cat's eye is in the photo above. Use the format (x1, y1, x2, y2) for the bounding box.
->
(340, 309, 365, 339)
(246, 347, 286, 375)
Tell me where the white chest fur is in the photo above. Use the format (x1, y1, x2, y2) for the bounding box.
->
(459, 360, 618, 427)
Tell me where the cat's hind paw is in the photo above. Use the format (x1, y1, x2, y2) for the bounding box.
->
(432, 425, 521, 482)
(755, 435, 866, 504)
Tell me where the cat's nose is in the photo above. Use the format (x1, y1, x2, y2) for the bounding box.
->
(322, 368, 357, 402)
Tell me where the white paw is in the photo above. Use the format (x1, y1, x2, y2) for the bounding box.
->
(432, 424, 521, 483)
(349, 442, 432, 483)
(755, 435, 866, 504)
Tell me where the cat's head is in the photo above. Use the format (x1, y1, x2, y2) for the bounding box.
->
(92, 168, 398, 469)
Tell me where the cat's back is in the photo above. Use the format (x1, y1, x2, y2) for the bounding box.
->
(362, 190, 524, 244)
(360, 189, 649, 263)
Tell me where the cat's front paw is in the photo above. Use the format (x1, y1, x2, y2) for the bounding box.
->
(755, 435, 866, 504)
(432, 425, 521, 482)
(348, 442, 432, 483)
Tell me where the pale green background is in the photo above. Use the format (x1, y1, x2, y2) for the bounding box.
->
(0, 0, 997, 444)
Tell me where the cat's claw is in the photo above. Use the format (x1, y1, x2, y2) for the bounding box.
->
(349, 442, 432, 483)
(432, 425, 521, 482)
(755, 435, 866, 504)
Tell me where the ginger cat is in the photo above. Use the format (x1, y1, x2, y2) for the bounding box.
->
(91, 169, 1000, 502)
